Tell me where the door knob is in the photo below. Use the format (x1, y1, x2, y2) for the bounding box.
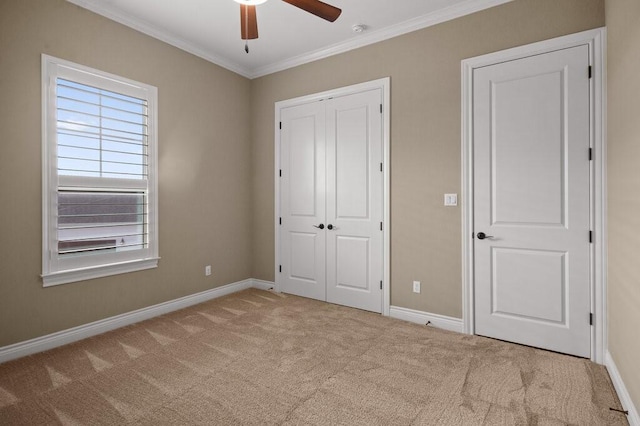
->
(476, 232, 493, 240)
(313, 224, 325, 229)
(327, 224, 334, 230)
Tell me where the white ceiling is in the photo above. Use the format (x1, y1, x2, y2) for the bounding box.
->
(67, 0, 511, 79)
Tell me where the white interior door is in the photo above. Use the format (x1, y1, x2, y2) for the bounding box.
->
(279, 101, 326, 301)
(325, 90, 383, 313)
(473, 45, 591, 357)
(279, 88, 383, 313)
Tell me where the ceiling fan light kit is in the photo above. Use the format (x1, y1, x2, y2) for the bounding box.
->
(236, 0, 342, 53)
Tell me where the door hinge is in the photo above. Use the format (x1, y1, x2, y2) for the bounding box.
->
(380, 162, 383, 172)
(279, 169, 282, 177)
(380, 104, 383, 114)
(590, 313, 593, 325)
(279, 122, 282, 130)
(589, 231, 593, 243)
(279, 217, 282, 225)
(588, 65, 592, 79)
(380, 280, 383, 290)
(380, 222, 383, 231)
(279, 265, 282, 273)
(589, 148, 592, 161)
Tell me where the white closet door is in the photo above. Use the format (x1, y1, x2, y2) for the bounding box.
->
(473, 45, 591, 357)
(325, 89, 383, 313)
(279, 101, 326, 301)
(278, 88, 384, 313)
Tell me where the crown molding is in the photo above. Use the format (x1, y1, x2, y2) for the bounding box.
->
(65, 0, 251, 78)
(66, 0, 513, 80)
(249, 0, 513, 78)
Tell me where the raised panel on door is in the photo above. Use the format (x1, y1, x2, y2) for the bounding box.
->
(491, 248, 567, 323)
(326, 89, 383, 313)
(491, 71, 566, 227)
(473, 45, 591, 357)
(279, 102, 326, 301)
(289, 232, 320, 282)
(335, 236, 369, 290)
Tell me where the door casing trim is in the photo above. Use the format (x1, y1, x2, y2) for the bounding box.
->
(274, 77, 391, 316)
(461, 28, 607, 363)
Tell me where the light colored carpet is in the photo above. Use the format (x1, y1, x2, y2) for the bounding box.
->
(0, 288, 627, 425)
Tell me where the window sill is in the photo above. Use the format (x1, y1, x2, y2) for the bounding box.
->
(42, 257, 160, 287)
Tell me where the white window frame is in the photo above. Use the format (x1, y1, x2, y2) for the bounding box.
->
(41, 54, 159, 287)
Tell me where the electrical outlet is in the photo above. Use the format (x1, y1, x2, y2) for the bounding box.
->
(205, 265, 212, 276)
(413, 280, 421, 293)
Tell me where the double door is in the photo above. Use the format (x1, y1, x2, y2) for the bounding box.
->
(278, 88, 383, 313)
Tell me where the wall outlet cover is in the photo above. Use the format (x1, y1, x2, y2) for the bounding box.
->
(444, 193, 458, 206)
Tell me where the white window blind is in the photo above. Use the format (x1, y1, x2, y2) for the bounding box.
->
(56, 78, 149, 257)
(56, 78, 148, 180)
(42, 55, 158, 286)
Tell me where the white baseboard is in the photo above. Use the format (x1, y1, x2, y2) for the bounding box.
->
(0, 278, 269, 364)
(389, 305, 464, 333)
(250, 279, 275, 291)
(606, 351, 640, 426)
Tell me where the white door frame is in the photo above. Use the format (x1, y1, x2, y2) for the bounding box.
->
(461, 28, 607, 363)
(274, 77, 391, 316)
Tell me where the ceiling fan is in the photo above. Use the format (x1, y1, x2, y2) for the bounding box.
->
(234, 0, 342, 52)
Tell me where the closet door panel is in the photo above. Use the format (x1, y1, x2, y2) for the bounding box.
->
(326, 89, 383, 313)
(279, 102, 326, 301)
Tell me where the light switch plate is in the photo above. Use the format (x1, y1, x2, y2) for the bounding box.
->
(444, 193, 458, 206)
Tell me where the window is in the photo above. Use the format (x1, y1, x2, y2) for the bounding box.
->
(42, 55, 158, 286)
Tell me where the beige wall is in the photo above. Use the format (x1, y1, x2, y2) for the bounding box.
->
(251, 0, 605, 317)
(606, 0, 640, 412)
(2, 0, 636, 413)
(0, 0, 612, 350)
(0, 0, 253, 347)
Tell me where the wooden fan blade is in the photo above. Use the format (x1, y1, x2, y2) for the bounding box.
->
(282, 0, 342, 22)
(240, 4, 258, 40)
